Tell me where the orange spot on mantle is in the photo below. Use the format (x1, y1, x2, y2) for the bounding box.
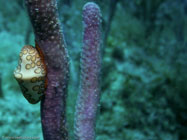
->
(35, 41, 48, 89)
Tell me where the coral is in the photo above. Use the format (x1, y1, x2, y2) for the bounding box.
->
(1, 0, 186, 139)
(24, 0, 102, 140)
(74, 2, 102, 140)
(25, 0, 69, 140)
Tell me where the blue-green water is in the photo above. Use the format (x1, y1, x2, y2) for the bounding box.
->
(0, 0, 186, 140)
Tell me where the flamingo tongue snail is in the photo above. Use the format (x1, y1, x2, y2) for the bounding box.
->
(14, 44, 47, 104)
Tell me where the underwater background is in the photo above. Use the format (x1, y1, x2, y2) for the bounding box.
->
(0, 0, 186, 140)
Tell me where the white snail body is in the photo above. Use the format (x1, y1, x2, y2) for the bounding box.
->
(14, 45, 46, 104)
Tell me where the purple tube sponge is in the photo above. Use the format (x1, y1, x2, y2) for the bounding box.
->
(74, 2, 102, 140)
(25, 0, 69, 140)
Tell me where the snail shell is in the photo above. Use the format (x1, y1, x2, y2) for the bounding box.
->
(14, 45, 46, 104)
